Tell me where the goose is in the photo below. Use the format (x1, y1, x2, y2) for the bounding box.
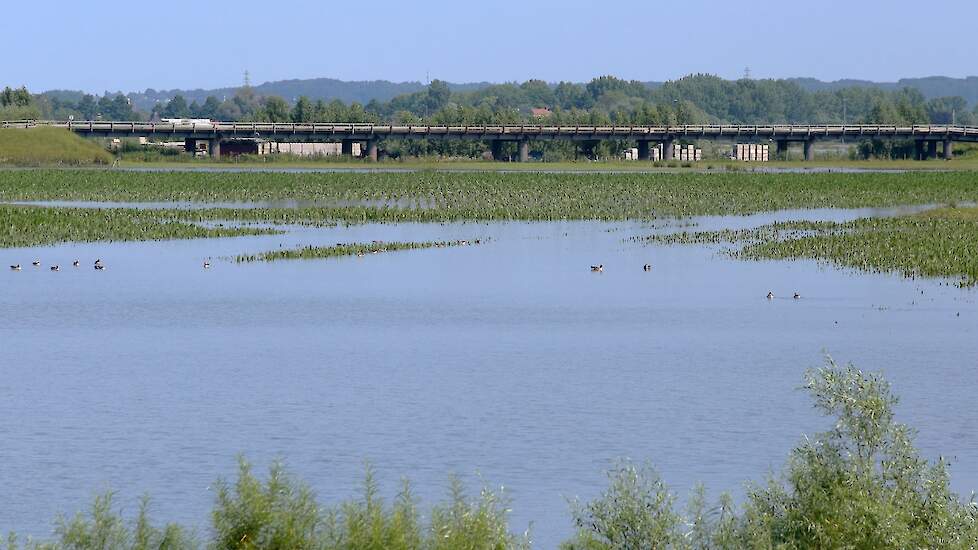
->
(766, 291, 775, 299)
(590, 264, 604, 272)
(50, 265, 60, 272)
(72, 260, 80, 267)
(31, 260, 41, 266)
(10, 264, 21, 271)
(793, 292, 801, 299)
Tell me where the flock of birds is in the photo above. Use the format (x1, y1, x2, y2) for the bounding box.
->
(11, 259, 106, 271)
(589, 263, 801, 299)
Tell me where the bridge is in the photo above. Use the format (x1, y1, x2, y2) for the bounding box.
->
(4, 120, 977, 161)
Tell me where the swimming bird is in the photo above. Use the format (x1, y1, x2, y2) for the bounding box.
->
(10, 264, 21, 270)
(50, 265, 60, 272)
(591, 264, 604, 272)
(94, 258, 102, 266)
(72, 260, 80, 267)
(643, 264, 651, 271)
(94, 264, 105, 271)
(32, 260, 40, 266)
(203, 261, 211, 269)
(767, 291, 775, 299)
(793, 292, 801, 299)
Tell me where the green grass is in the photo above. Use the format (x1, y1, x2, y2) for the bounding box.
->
(0, 205, 274, 248)
(0, 129, 113, 166)
(2, 170, 978, 222)
(234, 239, 479, 263)
(643, 206, 978, 287)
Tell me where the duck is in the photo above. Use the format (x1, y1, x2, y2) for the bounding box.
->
(94, 264, 105, 271)
(793, 292, 801, 299)
(643, 264, 651, 271)
(203, 261, 211, 269)
(766, 291, 775, 299)
(590, 264, 604, 272)
(10, 264, 21, 271)
(31, 260, 41, 266)
(50, 265, 60, 272)
(72, 260, 80, 267)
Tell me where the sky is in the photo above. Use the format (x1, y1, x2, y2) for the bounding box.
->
(5, 0, 977, 93)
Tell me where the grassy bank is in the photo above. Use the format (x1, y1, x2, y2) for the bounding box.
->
(0, 129, 113, 166)
(0, 205, 273, 248)
(644, 206, 978, 287)
(5, 362, 976, 549)
(3, 170, 978, 221)
(234, 239, 479, 263)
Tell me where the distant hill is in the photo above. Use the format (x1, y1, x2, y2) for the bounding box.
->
(789, 76, 978, 105)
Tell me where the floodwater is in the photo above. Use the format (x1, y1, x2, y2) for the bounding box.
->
(1, 211, 976, 547)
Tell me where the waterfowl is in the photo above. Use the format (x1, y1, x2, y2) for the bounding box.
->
(590, 264, 604, 272)
(766, 291, 775, 299)
(72, 260, 80, 267)
(10, 264, 21, 270)
(94, 264, 105, 271)
(203, 261, 211, 269)
(32, 260, 40, 266)
(50, 265, 60, 272)
(643, 264, 651, 271)
(793, 292, 801, 299)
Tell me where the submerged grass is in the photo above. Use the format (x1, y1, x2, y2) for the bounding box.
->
(2, 169, 978, 221)
(0, 205, 274, 248)
(234, 239, 480, 263)
(643, 206, 978, 287)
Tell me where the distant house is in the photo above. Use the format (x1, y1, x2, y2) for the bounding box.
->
(531, 107, 553, 118)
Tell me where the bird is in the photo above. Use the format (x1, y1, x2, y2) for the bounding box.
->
(590, 264, 604, 272)
(766, 291, 775, 299)
(94, 264, 105, 271)
(10, 264, 21, 271)
(793, 292, 801, 299)
(203, 261, 211, 269)
(72, 260, 80, 267)
(94, 258, 102, 266)
(50, 265, 60, 272)
(643, 264, 651, 271)
(31, 260, 40, 266)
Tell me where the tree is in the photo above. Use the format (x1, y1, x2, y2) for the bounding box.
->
(257, 96, 290, 122)
(291, 95, 314, 122)
(425, 79, 451, 113)
(161, 94, 190, 118)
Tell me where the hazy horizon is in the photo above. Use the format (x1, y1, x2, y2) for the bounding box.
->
(7, 0, 978, 94)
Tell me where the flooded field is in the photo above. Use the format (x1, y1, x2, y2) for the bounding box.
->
(1, 210, 975, 547)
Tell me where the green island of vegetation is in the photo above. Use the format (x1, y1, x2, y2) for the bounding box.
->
(643, 206, 978, 287)
(0, 129, 112, 166)
(234, 239, 479, 263)
(3, 361, 976, 549)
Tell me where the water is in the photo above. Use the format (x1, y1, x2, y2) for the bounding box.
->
(1, 213, 976, 547)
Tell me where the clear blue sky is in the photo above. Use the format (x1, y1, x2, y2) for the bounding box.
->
(6, 0, 976, 93)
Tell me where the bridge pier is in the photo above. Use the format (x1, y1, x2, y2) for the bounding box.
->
(944, 139, 953, 160)
(490, 140, 504, 161)
(926, 140, 938, 160)
(914, 140, 925, 161)
(637, 141, 651, 161)
(662, 139, 675, 161)
(366, 139, 378, 162)
(208, 139, 222, 158)
(341, 139, 355, 156)
(518, 140, 529, 162)
(776, 140, 789, 161)
(803, 140, 815, 162)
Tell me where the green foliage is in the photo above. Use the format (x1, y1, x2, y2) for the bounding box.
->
(234, 240, 478, 263)
(428, 477, 529, 550)
(0, 128, 112, 166)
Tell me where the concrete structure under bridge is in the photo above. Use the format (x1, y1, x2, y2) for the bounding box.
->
(4, 120, 977, 161)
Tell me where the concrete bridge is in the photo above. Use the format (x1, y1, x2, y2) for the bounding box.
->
(4, 120, 977, 161)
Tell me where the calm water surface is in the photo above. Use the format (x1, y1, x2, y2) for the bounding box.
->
(1, 213, 976, 547)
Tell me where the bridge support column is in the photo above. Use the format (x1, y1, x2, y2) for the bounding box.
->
(803, 140, 815, 162)
(943, 139, 953, 160)
(926, 140, 938, 160)
(776, 140, 789, 161)
(490, 140, 504, 161)
(517, 140, 529, 162)
(366, 139, 378, 162)
(208, 139, 222, 158)
(662, 139, 675, 161)
(914, 140, 925, 161)
(637, 141, 651, 161)
(341, 139, 355, 156)
(184, 138, 198, 153)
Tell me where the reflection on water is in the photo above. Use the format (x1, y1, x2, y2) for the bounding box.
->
(0, 214, 975, 547)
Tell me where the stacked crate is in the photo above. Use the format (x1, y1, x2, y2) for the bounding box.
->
(732, 143, 769, 161)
